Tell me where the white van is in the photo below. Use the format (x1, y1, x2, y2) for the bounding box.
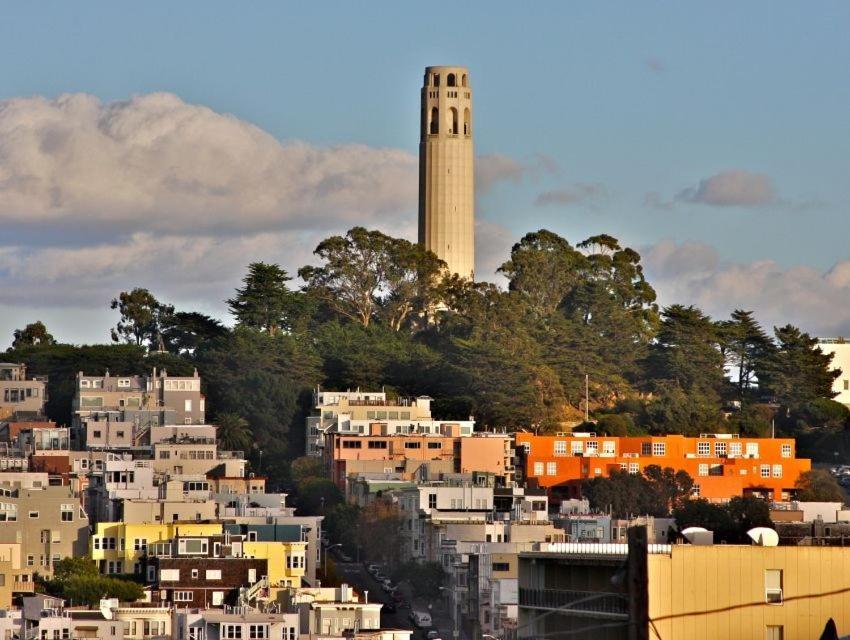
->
(409, 611, 432, 628)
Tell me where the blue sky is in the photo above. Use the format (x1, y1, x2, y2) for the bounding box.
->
(1, 2, 849, 345)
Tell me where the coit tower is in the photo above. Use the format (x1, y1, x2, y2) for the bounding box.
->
(418, 65, 474, 280)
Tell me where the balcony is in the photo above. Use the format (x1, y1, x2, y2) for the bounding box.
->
(519, 587, 628, 619)
(13, 579, 36, 592)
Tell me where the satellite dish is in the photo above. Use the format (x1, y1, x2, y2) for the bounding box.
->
(681, 526, 714, 545)
(747, 527, 779, 547)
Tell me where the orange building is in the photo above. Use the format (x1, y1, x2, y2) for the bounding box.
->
(516, 432, 811, 502)
(325, 424, 513, 488)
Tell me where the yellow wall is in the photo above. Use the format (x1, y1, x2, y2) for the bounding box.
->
(90, 522, 222, 566)
(243, 541, 306, 594)
(649, 546, 850, 640)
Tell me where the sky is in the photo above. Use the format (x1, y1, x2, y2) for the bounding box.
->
(0, 2, 849, 347)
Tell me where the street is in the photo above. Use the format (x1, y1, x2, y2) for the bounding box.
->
(332, 560, 454, 639)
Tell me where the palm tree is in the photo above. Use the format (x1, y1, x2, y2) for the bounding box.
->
(214, 412, 252, 452)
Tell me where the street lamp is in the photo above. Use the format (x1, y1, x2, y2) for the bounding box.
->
(323, 543, 343, 577)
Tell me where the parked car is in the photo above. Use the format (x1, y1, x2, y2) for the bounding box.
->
(409, 611, 432, 628)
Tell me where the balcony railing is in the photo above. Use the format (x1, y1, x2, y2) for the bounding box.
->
(519, 587, 628, 618)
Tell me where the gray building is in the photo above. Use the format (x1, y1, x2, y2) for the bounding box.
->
(74, 368, 206, 449)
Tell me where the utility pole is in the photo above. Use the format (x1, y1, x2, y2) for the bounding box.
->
(585, 374, 590, 422)
(627, 526, 649, 640)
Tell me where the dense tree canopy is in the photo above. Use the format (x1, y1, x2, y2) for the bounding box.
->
(6, 226, 846, 474)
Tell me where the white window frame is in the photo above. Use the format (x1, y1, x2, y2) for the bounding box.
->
(554, 441, 567, 455)
(651, 442, 666, 457)
(533, 462, 544, 476)
(781, 444, 791, 458)
(697, 442, 710, 457)
(546, 462, 557, 476)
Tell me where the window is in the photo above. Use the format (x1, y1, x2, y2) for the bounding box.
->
(781, 444, 792, 458)
(212, 591, 224, 606)
(427, 442, 442, 449)
(765, 626, 784, 640)
(174, 591, 193, 602)
(117, 378, 131, 388)
(730, 442, 742, 457)
(760, 465, 771, 478)
(709, 464, 723, 476)
(404, 442, 421, 449)
(585, 441, 598, 455)
(691, 484, 700, 497)
(60, 504, 74, 522)
(223, 628, 243, 640)
(191, 569, 199, 579)
(628, 463, 640, 475)
(492, 562, 510, 572)
(765, 569, 783, 604)
(602, 440, 615, 454)
(92, 430, 102, 439)
(546, 462, 557, 476)
(184, 399, 192, 412)
(249, 627, 268, 640)
(428, 494, 437, 509)
(205, 569, 222, 580)
(698, 464, 708, 477)
(367, 441, 387, 449)
(429, 107, 439, 134)
(29, 511, 39, 519)
(641, 443, 651, 456)
(160, 569, 180, 581)
(747, 442, 760, 457)
(554, 441, 567, 455)
(283, 629, 296, 640)
(772, 464, 782, 478)
(533, 462, 544, 476)
(571, 441, 583, 455)
(845, 380, 850, 391)
(715, 442, 727, 456)
(697, 442, 710, 456)
(27, 554, 34, 566)
(652, 442, 666, 457)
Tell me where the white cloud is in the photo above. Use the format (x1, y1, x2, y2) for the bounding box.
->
(643, 239, 850, 336)
(676, 169, 776, 207)
(0, 92, 418, 234)
(534, 183, 606, 208)
(0, 91, 539, 346)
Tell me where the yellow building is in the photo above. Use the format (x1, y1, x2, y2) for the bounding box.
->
(91, 522, 222, 574)
(243, 540, 307, 596)
(520, 542, 850, 640)
(649, 545, 850, 640)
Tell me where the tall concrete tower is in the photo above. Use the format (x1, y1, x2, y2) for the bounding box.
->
(418, 65, 475, 280)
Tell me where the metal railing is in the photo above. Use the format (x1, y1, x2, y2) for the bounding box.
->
(519, 587, 628, 617)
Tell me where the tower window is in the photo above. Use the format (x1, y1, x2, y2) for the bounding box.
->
(430, 107, 439, 135)
(449, 107, 458, 135)
(447, 73, 456, 87)
(433, 73, 440, 87)
(463, 108, 471, 135)
(461, 74, 468, 87)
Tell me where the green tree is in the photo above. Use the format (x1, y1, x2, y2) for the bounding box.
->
(290, 456, 327, 486)
(391, 561, 446, 599)
(357, 498, 403, 565)
(12, 321, 56, 348)
(228, 263, 301, 336)
(214, 413, 252, 452)
(756, 325, 840, 412)
(110, 288, 174, 349)
(162, 311, 227, 354)
(296, 477, 342, 515)
(673, 496, 772, 543)
(582, 468, 687, 518)
(717, 310, 773, 400)
(644, 381, 722, 435)
(324, 503, 360, 556)
(299, 227, 445, 330)
(42, 558, 143, 606)
(498, 230, 587, 316)
(795, 469, 845, 502)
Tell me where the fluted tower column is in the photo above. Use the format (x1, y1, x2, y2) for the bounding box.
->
(418, 65, 474, 280)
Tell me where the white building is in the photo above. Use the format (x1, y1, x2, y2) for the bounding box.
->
(817, 339, 850, 405)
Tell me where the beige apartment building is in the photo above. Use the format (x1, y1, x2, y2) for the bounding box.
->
(74, 368, 206, 448)
(121, 478, 217, 524)
(0, 484, 89, 581)
(0, 363, 47, 420)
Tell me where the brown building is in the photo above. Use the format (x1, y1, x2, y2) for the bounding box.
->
(152, 556, 268, 608)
